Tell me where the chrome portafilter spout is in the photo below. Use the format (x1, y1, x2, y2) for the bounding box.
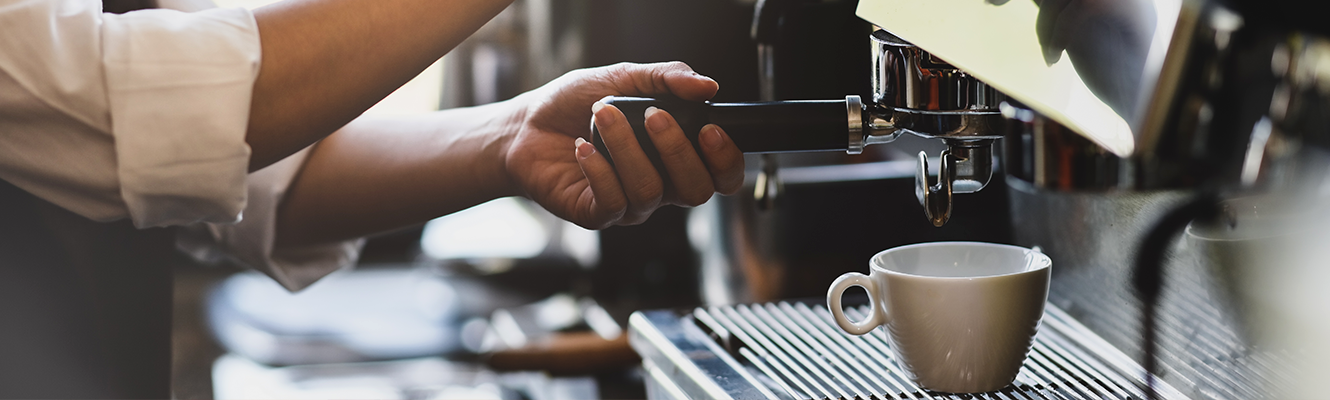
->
(912, 140, 997, 226)
(862, 95, 1001, 226)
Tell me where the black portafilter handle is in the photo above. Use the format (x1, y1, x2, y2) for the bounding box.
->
(588, 96, 853, 171)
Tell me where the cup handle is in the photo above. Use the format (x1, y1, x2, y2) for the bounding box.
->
(827, 272, 887, 335)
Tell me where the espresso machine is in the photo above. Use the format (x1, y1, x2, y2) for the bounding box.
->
(591, 28, 1004, 228)
(621, 0, 1330, 399)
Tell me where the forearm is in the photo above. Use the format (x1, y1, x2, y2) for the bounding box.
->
(246, 0, 513, 171)
(274, 99, 526, 248)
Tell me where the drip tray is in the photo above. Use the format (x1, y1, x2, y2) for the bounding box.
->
(629, 301, 1190, 400)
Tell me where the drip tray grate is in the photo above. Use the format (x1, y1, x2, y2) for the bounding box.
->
(629, 301, 1190, 400)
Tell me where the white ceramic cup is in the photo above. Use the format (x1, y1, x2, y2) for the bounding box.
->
(826, 242, 1052, 393)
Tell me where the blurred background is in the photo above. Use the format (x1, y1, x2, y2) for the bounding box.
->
(176, 0, 1012, 398)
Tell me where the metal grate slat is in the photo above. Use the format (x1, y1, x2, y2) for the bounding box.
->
(1038, 343, 1124, 399)
(1013, 367, 1067, 400)
(744, 304, 881, 398)
(727, 305, 860, 399)
(688, 302, 1187, 400)
(1027, 346, 1098, 399)
(707, 306, 834, 399)
(760, 303, 903, 398)
(786, 303, 923, 400)
(1019, 352, 1075, 399)
(1036, 330, 1145, 399)
(740, 346, 808, 399)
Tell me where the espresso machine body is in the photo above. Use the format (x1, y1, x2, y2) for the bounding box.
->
(861, 0, 1330, 398)
(625, 0, 1330, 399)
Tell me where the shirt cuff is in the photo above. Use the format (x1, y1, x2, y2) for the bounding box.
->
(101, 7, 260, 228)
(177, 148, 366, 292)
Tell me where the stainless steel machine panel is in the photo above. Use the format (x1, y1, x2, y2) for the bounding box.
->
(1007, 186, 1291, 399)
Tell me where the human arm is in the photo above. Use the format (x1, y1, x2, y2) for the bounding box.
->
(275, 62, 745, 247)
(244, 0, 514, 171)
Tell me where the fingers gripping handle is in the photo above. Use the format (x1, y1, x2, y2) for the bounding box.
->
(589, 96, 709, 176)
(827, 272, 887, 335)
(588, 96, 852, 169)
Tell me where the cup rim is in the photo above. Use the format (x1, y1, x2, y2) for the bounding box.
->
(869, 241, 1051, 279)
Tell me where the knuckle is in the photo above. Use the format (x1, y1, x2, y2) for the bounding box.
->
(603, 62, 642, 93)
(627, 179, 664, 204)
(701, 143, 738, 166)
(655, 135, 694, 159)
(600, 199, 628, 220)
(609, 61, 636, 72)
(566, 67, 595, 82)
(705, 158, 736, 179)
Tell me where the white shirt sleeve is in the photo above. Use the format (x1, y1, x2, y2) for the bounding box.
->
(0, 0, 255, 227)
(0, 0, 361, 291)
(177, 147, 367, 292)
(101, 5, 259, 227)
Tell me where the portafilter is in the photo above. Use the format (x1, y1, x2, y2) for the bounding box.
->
(589, 30, 1005, 227)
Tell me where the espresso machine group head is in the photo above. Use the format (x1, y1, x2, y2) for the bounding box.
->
(590, 31, 1004, 227)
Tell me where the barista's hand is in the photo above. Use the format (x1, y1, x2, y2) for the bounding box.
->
(505, 62, 745, 229)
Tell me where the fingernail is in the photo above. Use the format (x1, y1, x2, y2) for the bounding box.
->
(593, 102, 615, 125)
(575, 137, 595, 160)
(701, 124, 723, 151)
(644, 106, 666, 133)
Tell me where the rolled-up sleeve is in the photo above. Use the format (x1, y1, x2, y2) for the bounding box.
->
(177, 148, 366, 292)
(0, 0, 361, 291)
(0, 0, 258, 226)
(101, 6, 259, 227)
(108, 6, 362, 290)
